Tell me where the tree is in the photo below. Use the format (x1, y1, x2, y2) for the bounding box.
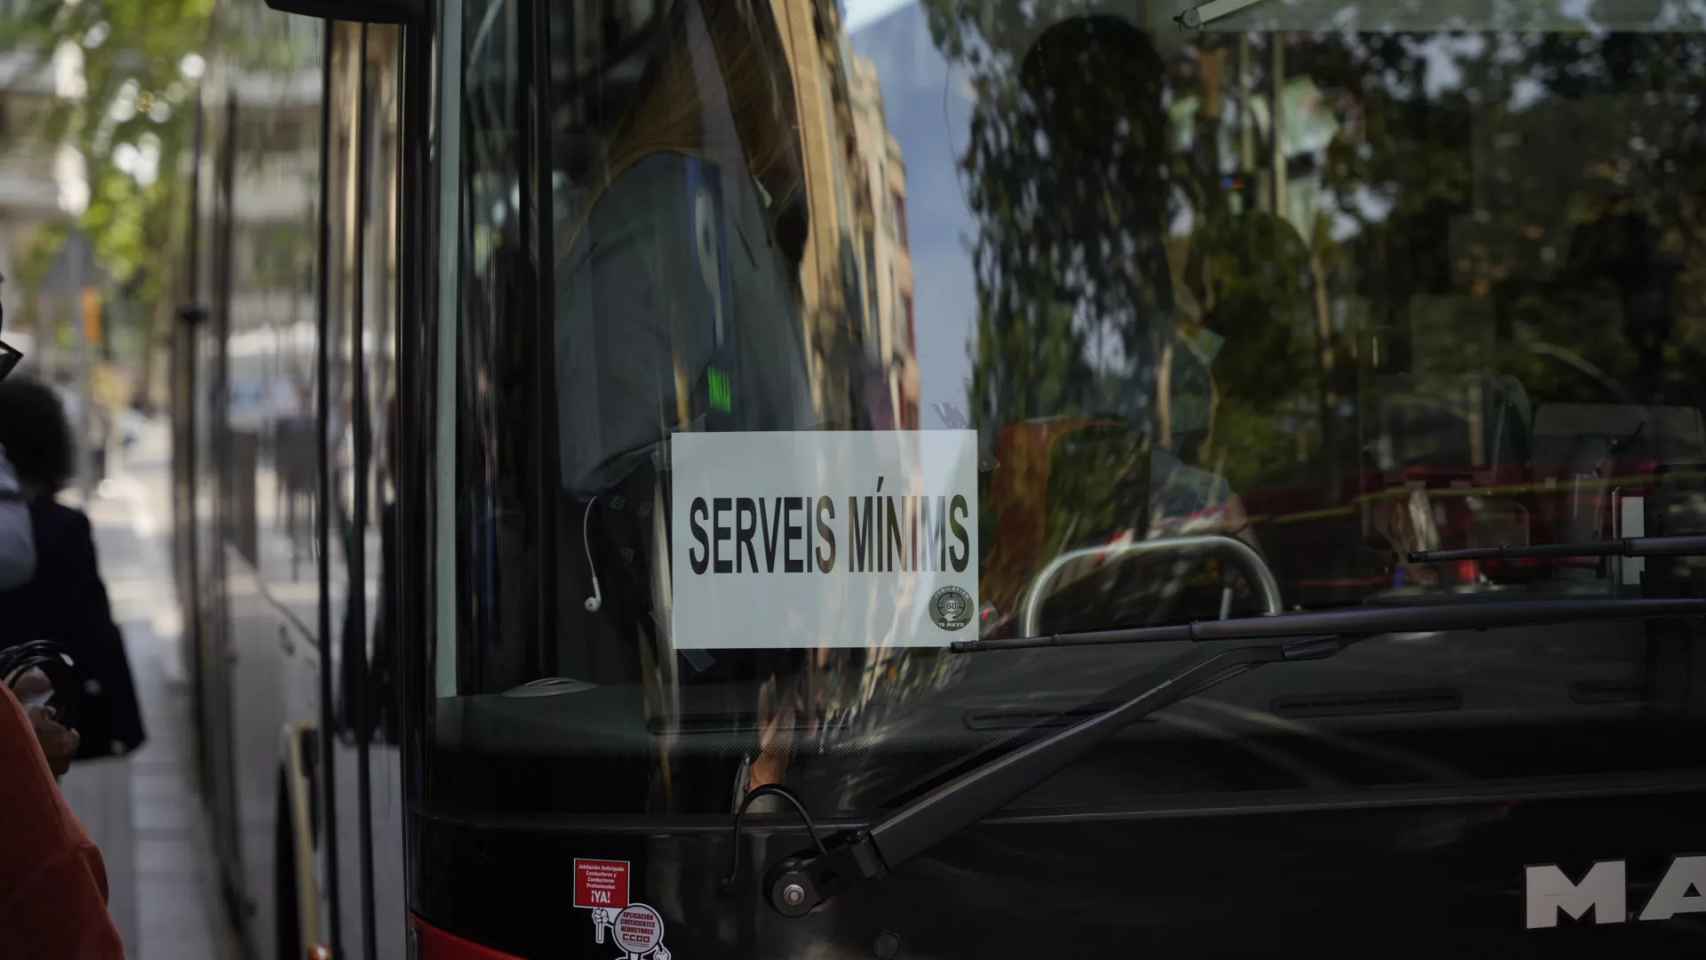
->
(927, 8, 1184, 427)
(923, 2, 1327, 501)
(2, 0, 216, 407)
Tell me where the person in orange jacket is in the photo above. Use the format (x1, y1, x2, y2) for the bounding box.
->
(0, 679, 124, 956)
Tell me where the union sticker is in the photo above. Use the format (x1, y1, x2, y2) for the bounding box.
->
(575, 858, 671, 959)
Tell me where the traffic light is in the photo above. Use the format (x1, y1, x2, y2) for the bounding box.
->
(81, 287, 102, 346)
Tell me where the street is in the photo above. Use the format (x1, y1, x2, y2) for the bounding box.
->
(58, 418, 241, 959)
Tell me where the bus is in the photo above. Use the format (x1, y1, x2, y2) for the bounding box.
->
(171, 0, 1706, 956)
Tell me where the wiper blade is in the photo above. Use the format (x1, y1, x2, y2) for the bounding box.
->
(756, 597, 1706, 916)
(1408, 534, 1706, 564)
(1176, 0, 1274, 29)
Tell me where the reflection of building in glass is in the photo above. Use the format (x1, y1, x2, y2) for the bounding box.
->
(552, 0, 915, 430)
(214, 7, 334, 570)
(769, 0, 915, 429)
(848, 54, 919, 430)
(226, 49, 333, 432)
(770, 0, 859, 424)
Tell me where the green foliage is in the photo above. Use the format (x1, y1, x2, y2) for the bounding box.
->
(2, 0, 216, 352)
(926, 0, 1706, 519)
(1184, 210, 1315, 410)
(931, 7, 1181, 432)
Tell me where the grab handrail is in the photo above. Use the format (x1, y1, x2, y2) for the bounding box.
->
(1020, 534, 1283, 637)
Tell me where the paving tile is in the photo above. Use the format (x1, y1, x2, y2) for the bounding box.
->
(139, 932, 222, 960)
(60, 752, 138, 954)
(137, 877, 217, 936)
(137, 837, 207, 876)
(133, 796, 198, 832)
(86, 452, 244, 960)
(131, 769, 196, 803)
(132, 726, 191, 754)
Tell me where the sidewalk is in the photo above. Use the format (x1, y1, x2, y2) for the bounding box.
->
(57, 423, 242, 960)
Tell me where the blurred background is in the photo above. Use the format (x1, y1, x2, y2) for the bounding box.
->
(1, 0, 240, 955)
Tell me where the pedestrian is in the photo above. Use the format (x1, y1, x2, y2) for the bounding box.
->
(0, 677, 126, 956)
(0, 278, 76, 777)
(0, 377, 145, 760)
(0, 273, 33, 591)
(0, 277, 125, 956)
(0, 442, 34, 590)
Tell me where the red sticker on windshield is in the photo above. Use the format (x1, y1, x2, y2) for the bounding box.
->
(574, 859, 630, 909)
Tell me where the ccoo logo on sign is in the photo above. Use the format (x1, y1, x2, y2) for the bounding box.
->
(930, 585, 973, 631)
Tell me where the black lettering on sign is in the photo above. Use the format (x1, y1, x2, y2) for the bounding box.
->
(689, 497, 710, 575)
(919, 495, 945, 572)
(802, 494, 814, 571)
(885, 496, 903, 573)
(712, 497, 733, 573)
(736, 498, 759, 573)
(849, 494, 873, 572)
(760, 497, 783, 572)
(949, 494, 970, 572)
(910, 496, 919, 572)
(816, 496, 836, 572)
(689, 482, 966, 577)
(783, 497, 804, 573)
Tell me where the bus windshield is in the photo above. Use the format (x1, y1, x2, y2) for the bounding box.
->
(430, 0, 1706, 820)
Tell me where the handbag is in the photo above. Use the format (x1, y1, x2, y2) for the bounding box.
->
(0, 639, 82, 728)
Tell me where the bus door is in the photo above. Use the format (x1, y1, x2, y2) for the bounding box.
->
(186, 84, 247, 916)
(321, 18, 410, 960)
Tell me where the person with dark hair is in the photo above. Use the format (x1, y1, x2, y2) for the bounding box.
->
(0, 304, 124, 954)
(0, 375, 78, 495)
(0, 274, 34, 590)
(0, 377, 145, 762)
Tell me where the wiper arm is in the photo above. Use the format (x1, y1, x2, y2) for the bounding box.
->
(757, 597, 1706, 916)
(1408, 534, 1706, 564)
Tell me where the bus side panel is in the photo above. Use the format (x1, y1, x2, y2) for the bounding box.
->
(222, 550, 296, 956)
(207, 5, 334, 956)
(194, 83, 246, 924)
(326, 19, 408, 960)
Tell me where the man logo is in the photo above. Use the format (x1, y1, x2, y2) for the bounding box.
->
(930, 585, 973, 631)
(1525, 857, 1706, 929)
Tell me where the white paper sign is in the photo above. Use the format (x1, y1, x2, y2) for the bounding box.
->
(670, 430, 979, 649)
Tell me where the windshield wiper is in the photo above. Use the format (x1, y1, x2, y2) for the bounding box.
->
(1408, 534, 1706, 564)
(1175, 0, 1274, 29)
(754, 597, 1706, 916)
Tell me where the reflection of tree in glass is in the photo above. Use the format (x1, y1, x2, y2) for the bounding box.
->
(1182, 210, 1316, 489)
(770, 11, 1706, 801)
(1309, 28, 1706, 409)
(2, 0, 315, 405)
(937, 10, 1178, 430)
(924, 8, 1323, 596)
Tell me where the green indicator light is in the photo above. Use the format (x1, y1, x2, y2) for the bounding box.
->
(708, 367, 732, 413)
